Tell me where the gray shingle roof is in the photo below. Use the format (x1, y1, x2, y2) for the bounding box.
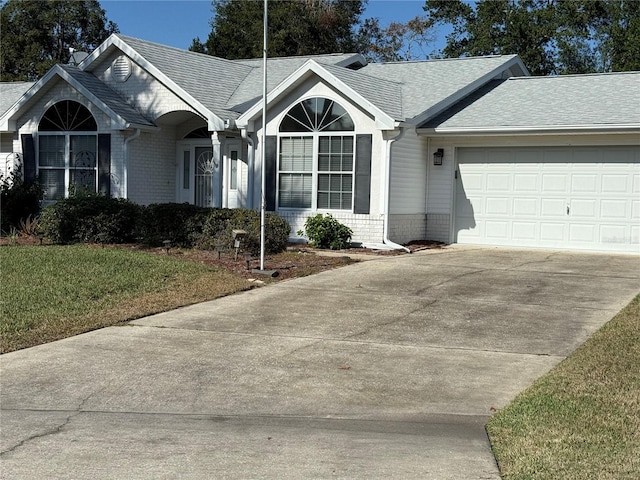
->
(421, 72, 640, 131)
(59, 64, 154, 128)
(360, 55, 522, 121)
(226, 54, 366, 112)
(0, 82, 34, 116)
(116, 35, 254, 120)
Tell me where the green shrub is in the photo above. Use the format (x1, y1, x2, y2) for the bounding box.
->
(298, 213, 353, 250)
(0, 164, 44, 234)
(39, 191, 141, 244)
(201, 208, 290, 254)
(136, 203, 209, 247)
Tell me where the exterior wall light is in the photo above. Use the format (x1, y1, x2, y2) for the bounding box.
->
(433, 148, 444, 166)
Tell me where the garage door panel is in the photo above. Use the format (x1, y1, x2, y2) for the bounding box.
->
(541, 198, 566, 217)
(513, 198, 537, 216)
(569, 224, 596, 243)
(512, 222, 536, 240)
(486, 197, 509, 215)
(602, 174, 629, 193)
(540, 223, 565, 241)
(632, 201, 640, 220)
(600, 225, 629, 244)
(571, 174, 598, 193)
(542, 174, 567, 192)
(570, 199, 597, 218)
(514, 174, 538, 191)
(601, 199, 628, 219)
(455, 146, 640, 253)
(485, 220, 509, 239)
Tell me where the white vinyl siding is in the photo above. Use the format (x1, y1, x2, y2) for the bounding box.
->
(389, 130, 427, 214)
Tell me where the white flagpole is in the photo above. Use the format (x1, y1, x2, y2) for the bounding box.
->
(260, 0, 268, 271)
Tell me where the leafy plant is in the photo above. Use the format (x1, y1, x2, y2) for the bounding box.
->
(201, 208, 290, 255)
(0, 162, 44, 234)
(18, 214, 41, 237)
(298, 213, 352, 250)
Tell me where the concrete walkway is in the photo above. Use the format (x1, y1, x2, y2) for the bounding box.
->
(2, 247, 639, 479)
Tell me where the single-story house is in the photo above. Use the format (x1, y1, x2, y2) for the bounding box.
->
(1, 34, 638, 253)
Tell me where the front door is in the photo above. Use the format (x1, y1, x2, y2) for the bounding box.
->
(176, 142, 215, 207)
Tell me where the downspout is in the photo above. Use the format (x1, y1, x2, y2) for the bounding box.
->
(383, 128, 411, 253)
(123, 128, 141, 199)
(241, 128, 255, 209)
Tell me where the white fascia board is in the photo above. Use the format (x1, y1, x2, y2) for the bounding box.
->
(410, 56, 529, 127)
(89, 35, 224, 132)
(236, 60, 396, 131)
(417, 124, 640, 136)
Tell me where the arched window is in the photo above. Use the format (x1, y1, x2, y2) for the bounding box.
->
(38, 101, 98, 200)
(184, 127, 211, 139)
(278, 97, 355, 210)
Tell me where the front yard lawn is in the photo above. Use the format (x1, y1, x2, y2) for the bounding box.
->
(487, 294, 640, 479)
(0, 244, 354, 353)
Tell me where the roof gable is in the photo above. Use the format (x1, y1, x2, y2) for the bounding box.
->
(359, 54, 528, 123)
(0, 64, 155, 132)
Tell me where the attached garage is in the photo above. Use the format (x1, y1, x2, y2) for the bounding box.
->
(454, 146, 640, 253)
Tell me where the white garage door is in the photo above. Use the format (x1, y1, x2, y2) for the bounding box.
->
(455, 146, 640, 253)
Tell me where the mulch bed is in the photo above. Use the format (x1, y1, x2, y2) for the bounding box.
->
(1, 236, 447, 282)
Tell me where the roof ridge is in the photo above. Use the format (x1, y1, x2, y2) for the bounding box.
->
(368, 54, 519, 66)
(236, 52, 357, 62)
(115, 33, 252, 70)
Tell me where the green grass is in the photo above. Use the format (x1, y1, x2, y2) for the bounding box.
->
(487, 294, 640, 479)
(1, 245, 250, 352)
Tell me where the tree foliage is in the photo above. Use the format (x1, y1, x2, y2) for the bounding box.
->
(357, 15, 437, 62)
(424, 0, 640, 75)
(191, 0, 365, 59)
(1, 0, 118, 81)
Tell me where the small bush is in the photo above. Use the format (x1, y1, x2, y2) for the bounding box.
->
(39, 191, 141, 244)
(298, 214, 352, 250)
(201, 208, 290, 254)
(0, 164, 44, 234)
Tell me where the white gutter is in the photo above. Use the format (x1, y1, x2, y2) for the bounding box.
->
(241, 128, 255, 209)
(383, 128, 411, 253)
(417, 124, 640, 136)
(123, 128, 141, 199)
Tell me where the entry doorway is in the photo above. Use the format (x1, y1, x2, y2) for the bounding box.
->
(176, 141, 214, 207)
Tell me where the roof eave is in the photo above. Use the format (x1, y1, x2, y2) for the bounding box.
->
(417, 124, 640, 136)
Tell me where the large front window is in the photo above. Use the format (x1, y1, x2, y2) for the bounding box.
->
(278, 97, 355, 210)
(38, 101, 98, 200)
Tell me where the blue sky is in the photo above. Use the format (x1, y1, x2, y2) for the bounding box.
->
(101, 0, 438, 51)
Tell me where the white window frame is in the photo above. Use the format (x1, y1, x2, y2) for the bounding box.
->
(37, 131, 98, 202)
(277, 131, 355, 211)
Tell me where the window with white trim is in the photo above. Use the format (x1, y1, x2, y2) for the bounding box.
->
(38, 100, 98, 200)
(278, 97, 355, 210)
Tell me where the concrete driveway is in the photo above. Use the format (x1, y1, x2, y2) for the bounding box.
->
(1, 247, 639, 479)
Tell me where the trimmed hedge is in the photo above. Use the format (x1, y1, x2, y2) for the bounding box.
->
(39, 196, 291, 254)
(39, 192, 141, 244)
(136, 203, 209, 247)
(298, 213, 352, 250)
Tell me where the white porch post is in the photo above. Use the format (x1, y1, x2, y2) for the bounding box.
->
(211, 131, 222, 208)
